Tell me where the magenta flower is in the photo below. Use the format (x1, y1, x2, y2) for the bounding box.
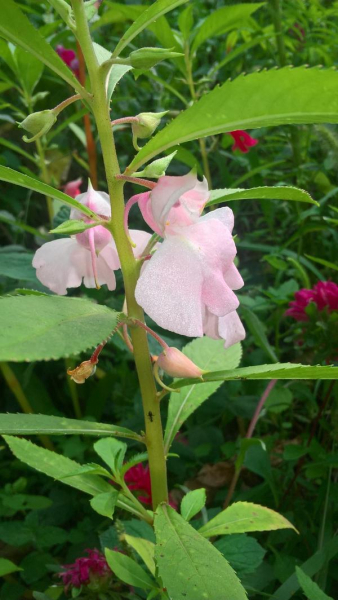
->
(128, 173, 245, 349)
(63, 177, 83, 198)
(58, 548, 112, 591)
(286, 281, 338, 321)
(56, 45, 80, 78)
(33, 183, 150, 295)
(229, 130, 258, 153)
(125, 463, 178, 508)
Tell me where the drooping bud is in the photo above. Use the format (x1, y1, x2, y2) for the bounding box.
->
(18, 110, 57, 143)
(131, 111, 168, 150)
(156, 347, 205, 379)
(67, 359, 97, 384)
(129, 47, 183, 70)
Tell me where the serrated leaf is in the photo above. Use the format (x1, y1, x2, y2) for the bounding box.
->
(0, 295, 120, 361)
(124, 535, 156, 575)
(181, 488, 206, 521)
(169, 363, 338, 391)
(0, 0, 82, 92)
(296, 567, 334, 600)
(129, 67, 338, 172)
(0, 414, 140, 441)
(112, 0, 189, 57)
(191, 3, 264, 54)
(105, 549, 157, 590)
(0, 166, 97, 219)
(207, 186, 318, 207)
(133, 151, 177, 178)
(50, 219, 107, 235)
(3, 436, 112, 497)
(90, 491, 119, 518)
(0, 558, 22, 577)
(214, 534, 265, 576)
(164, 339, 242, 453)
(199, 501, 296, 537)
(154, 505, 247, 600)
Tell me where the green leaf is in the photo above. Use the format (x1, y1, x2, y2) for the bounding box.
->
(191, 3, 264, 54)
(50, 219, 107, 236)
(94, 438, 127, 476)
(124, 535, 156, 575)
(112, 0, 189, 57)
(133, 151, 177, 178)
(296, 567, 334, 600)
(0, 558, 22, 577)
(93, 42, 132, 101)
(164, 339, 242, 453)
(241, 306, 278, 362)
(181, 488, 206, 521)
(90, 490, 119, 518)
(0, 251, 37, 282)
(169, 363, 338, 391)
(214, 534, 265, 576)
(0, 414, 140, 441)
(265, 386, 293, 414)
(178, 4, 194, 39)
(128, 67, 338, 172)
(3, 436, 112, 497)
(305, 254, 338, 272)
(154, 504, 247, 600)
(207, 186, 318, 207)
(0, 0, 82, 92)
(0, 166, 97, 219)
(105, 549, 157, 590)
(235, 438, 265, 472)
(199, 501, 296, 537)
(0, 295, 120, 361)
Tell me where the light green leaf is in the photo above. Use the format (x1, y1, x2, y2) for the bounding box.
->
(0, 295, 120, 361)
(0, 166, 97, 219)
(129, 67, 338, 172)
(296, 567, 334, 600)
(241, 306, 278, 362)
(207, 186, 318, 207)
(0, 0, 82, 92)
(124, 535, 156, 575)
(154, 505, 247, 600)
(164, 339, 242, 453)
(105, 549, 157, 590)
(191, 3, 264, 54)
(215, 534, 265, 576)
(0, 558, 22, 577)
(93, 42, 132, 101)
(169, 363, 338, 391)
(133, 151, 177, 178)
(92, 3, 145, 31)
(14, 46, 45, 96)
(199, 501, 296, 537)
(90, 491, 119, 518)
(3, 436, 112, 497)
(0, 414, 141, 442)
(181, 488, 206, 521)
(112, 0, 189, 57)
(305, 254, 338, 272)
(94, 438, 127, 476)
(50, 219, 107, 236)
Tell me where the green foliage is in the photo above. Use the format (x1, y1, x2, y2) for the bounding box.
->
(214, 534, 266, 577)
(199, 501, 296, 537)
(154, 504, 247, 599)
(296, 567, 334, 600)
(105, 549, 157, 589)
(94, 437, 127, 477)
(129, 67, 338, 171)
(90, 490, 119, 518)
(0, 295, 120, 361)
(124, 534, 156, 575)
(180, 488, 206, 521)
(207, 186, 318, 206)
(0, 558, 22, 577)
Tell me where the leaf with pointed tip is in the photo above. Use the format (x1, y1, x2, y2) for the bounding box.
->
(105, 549, 157, 590)
(181, 488, 206, 521)
(50, 219, 107, 236)
(0, 558, 22, 577)
(124, 535, 156, 575)
(128, 67, 338, 172)
(207, 186, 318, 207)
(0, 295, 120, 361)
(93, 42, 132, 101)
(90, 491, 119, 518)
(296, 567, 334, 600)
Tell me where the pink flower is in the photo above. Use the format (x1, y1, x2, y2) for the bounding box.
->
(125, 463, 177, 509)
(129, 173, 245, 349)
(33, 183, 150, 295)
(63, 178, 83, 198)
(286, 281, 338, 321)
(156, 347, 204, 378)
(58, 548, 112, 591)
(56, 45, 80, 78)
(229, 130, 258, 153)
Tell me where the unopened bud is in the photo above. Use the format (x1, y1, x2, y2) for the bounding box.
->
(132, 111, 168, 140)
(129, 47, 183, 69)
(67, 359, 97, 384)
(18, 110, 57, 143)
(157, 347, 205, 379)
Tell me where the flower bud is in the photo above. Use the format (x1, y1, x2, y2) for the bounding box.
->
(129, 47, 183, 69)
(157, 347, 204, 379)
(67, 359, 97, 384)
(18, 110, 57, 143)
(132, 111, 168, 140)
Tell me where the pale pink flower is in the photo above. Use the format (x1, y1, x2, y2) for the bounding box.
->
(33, 183, 150, 295)
(128, 173, 245, 348)
(63, 177, 83, 198)
(156, 347, 204, 378)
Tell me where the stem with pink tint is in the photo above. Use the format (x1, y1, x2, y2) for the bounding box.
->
(111, 116, 139, 127)
(130, 318, 169, 350)
(88, 228, 100, 289)
(116, 174, 156, 189)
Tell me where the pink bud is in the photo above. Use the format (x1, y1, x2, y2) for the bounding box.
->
(157, 347, 204, 379)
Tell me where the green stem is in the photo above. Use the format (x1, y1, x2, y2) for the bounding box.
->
(71, 0, 168, 509)
(35, 137, 53, 224)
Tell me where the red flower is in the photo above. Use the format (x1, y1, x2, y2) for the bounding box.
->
(286, 281, 338, 321)
(58, 548, 112, 591)
(56, 45, 80, 78)
(63, 177, 83, 198)
(125, 463, 178, 509)
(229, 130, 258, 153)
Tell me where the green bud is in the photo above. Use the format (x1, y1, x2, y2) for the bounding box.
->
(17, 110, 57, 143)
(129, 47, 184, 69)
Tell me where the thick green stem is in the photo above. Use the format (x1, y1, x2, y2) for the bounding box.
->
(71, 0, 168, 509)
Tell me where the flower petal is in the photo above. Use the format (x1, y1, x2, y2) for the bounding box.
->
(224, 263, 244, 290)
(200, 206, 234, 233)
(33, 238, 86, 295)
(218, 311, 246, 348)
